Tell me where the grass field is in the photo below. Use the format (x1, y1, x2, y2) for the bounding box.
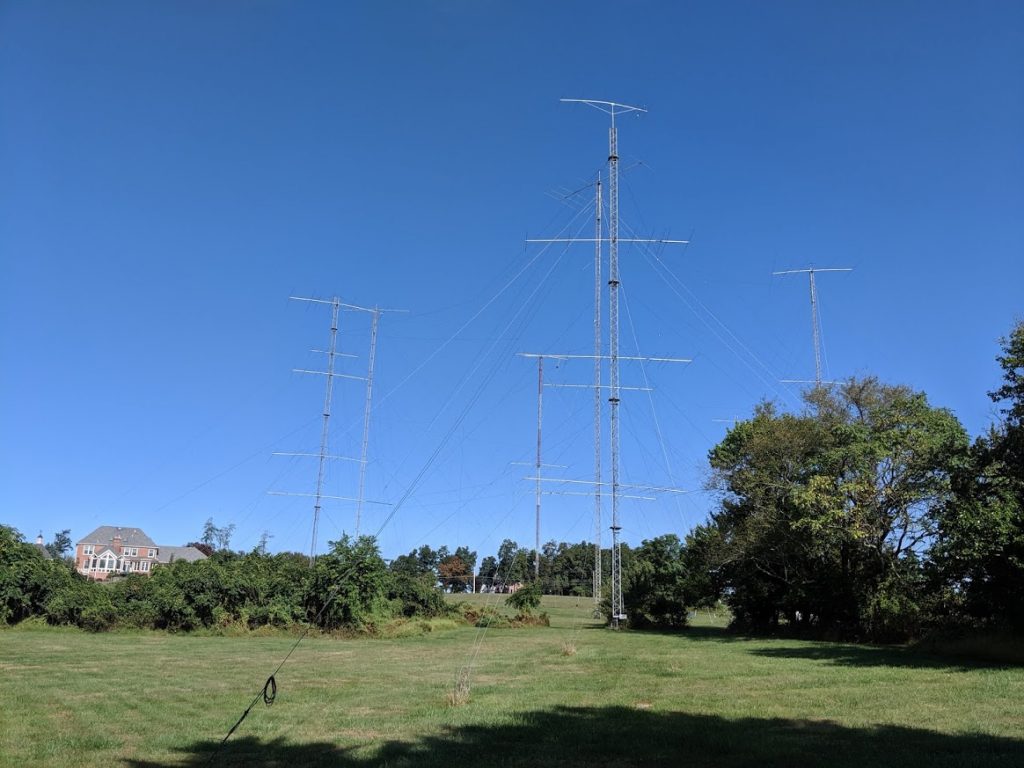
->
(2, 595, 1022, 767)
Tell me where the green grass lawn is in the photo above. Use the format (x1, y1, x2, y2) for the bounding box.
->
(3, 595, 1022, 767)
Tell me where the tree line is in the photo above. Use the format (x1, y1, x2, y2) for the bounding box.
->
(1, 321, 1020, 642)
(464, 321, 1024, 639)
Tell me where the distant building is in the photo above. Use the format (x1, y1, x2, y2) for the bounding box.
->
(75, 525, 207, 580)
(33, 533, 53, 560)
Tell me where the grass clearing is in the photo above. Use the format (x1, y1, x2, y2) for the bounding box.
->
(2, 595, 1022, 766)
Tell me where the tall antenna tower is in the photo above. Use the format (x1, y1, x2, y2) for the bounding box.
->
(522, 99, 690, 626)
(355, 308, 381, 536)
(592, 176, 603, 604)
(534, 356, 544, 578)
(272, 297, 399, 565)
(773, 267, 852, 386)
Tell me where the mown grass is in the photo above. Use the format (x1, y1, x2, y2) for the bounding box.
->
(2, 595, 1022, 767)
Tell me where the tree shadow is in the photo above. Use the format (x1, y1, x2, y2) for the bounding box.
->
(749, 642, 1019, 671)
(578, 624, 744, 642)
(123, 705, 1023, 767)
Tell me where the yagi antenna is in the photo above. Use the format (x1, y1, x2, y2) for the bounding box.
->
(273, 296, 403, 565)
(773, 267, 852, 387)
(510, 99, 689, 626)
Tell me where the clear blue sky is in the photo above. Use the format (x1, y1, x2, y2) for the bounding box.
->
(2, 2, 1021, 562)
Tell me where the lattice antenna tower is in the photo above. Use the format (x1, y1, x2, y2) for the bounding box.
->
(773, 267, 852, 386)
(592, 177, 603, 602)
(355, 308, 381, 536)
(272, 297, 400, 565)
(521, 98, 691, 626)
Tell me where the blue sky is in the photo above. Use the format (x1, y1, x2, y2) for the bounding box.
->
(2, 2, 1021, 562)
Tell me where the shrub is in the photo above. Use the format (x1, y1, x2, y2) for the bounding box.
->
(506, 583, 542, 616)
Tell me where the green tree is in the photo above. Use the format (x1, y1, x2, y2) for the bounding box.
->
(679, 524, 726, 609)
(496, 538, 529, 586)
(541, 540, 594, 596)
(201, 518, 236, 552)
(707, 378, 967, 639)
(623, 534, 691, 629)
(933, 321, 1024, 630)
(506, 582, 542, 615)
(477, 555, 498, 591)
(305, 535, 393, 631)
(45, 529, 73, 560)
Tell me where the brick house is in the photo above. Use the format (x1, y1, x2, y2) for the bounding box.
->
(75, 526, 207, 580)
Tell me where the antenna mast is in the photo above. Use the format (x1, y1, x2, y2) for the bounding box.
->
(773, 267, 852, 386)
(519, 100, 689, 627)
(355, 308, 381, 536)
(534, 356, 544, 579)
(278, 297, 403, 564)
(564, 98, 645, 628)
(592, 175, 603, 607)
(312, 298, 341, 566)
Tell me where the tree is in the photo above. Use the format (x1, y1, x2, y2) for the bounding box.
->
(679, 524, 726, 609)
(45, 529, 72, 560)
(255, 531, 273, 555)
(305, 535, 393, 631)
(623, 534, 690, 629)
(707, 379, 967, 639)
(506, 582, 542, 615)
(438, 556, 470, 593)
(438, 546, 476, 593)
(477, 555, 498, 590)
(540, 540, 594, 596)
(200, 518, 236, 552)
(496, 538, 529, 586)
(933, 321, 1024, 630)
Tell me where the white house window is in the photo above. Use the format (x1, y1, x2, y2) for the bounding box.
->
(147, 548, 157, 558)
(83, 545, 94, 555)
(139, 561, 150, 572)
(123, 547, 138, 557)
(100, 555, 116, 571)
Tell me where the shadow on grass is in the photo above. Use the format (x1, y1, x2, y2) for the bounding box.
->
(579, 623, 746, 642)
(123, 705, 1023, 768)
(749, 642, 1017, 671)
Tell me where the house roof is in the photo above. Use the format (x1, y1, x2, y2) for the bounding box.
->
(157, 546, 207, 563)
(78, 526, 156, 548)
(32, 542, 53, 560)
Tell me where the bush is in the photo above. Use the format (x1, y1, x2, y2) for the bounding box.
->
(305, 535, 396, 631)
(623, 535, 690, 630)
(506, 583, 542, 616)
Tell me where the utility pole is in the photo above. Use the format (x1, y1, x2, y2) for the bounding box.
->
(773, 267, 852, 386)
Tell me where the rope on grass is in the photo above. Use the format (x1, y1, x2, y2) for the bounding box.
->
(213, 675, 277, 756)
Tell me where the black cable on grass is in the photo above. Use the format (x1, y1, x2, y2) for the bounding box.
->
(210, 675, 277, 762)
